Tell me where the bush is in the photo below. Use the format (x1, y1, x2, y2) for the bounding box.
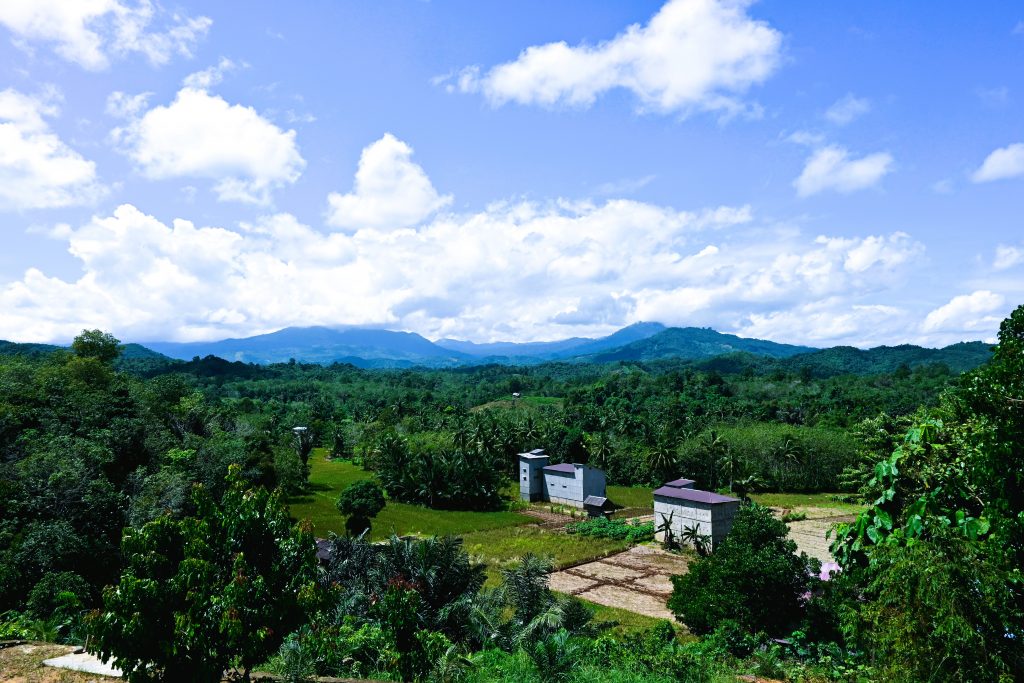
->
(336, 479, 386, 536)
(27, 571, 90, 622)
(566, 517, 654, 543)
(667, 504, 818, 636)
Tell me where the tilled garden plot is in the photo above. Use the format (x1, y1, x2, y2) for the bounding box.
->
(549, 545, 691, 620)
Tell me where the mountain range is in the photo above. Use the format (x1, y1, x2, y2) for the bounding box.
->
(138, 322, 815, 367)
(0, 323, 993, 375)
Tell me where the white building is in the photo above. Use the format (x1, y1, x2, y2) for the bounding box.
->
(519, 449, 607, 508)
(653, 480, 739, 550)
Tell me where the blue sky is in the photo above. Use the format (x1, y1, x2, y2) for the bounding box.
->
(0, 0, 1021, 347)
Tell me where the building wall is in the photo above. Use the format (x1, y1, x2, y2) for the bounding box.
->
(519, 456, 549, 501)
(653, 497, 739, 549)
(544, 472, 582, 505)
(580, 467, 606, 500)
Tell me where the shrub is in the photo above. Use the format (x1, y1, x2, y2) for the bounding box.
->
(667, 503, 818, 636)
(336, 479, 386, 536)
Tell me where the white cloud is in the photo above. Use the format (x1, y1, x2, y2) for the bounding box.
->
(971, 143, 1024, 182)
(994, 245, 1024, 271)
(326, 134, 452, 231)
(922, 290, 1006, 336)
(0, 0, 210, 71)
(182, 57, 238, 90)
(448, 0, 782, 116)
(0, 134, 949, 347)
(794, 145, 893, 197)
(111, 87, 305, 205)
(739, 301, 905, 347)
(105, 90, 150, 118)
(0, 196, 923, 345)
(824, 93, 870, 125)
(0, 88, 105, 211)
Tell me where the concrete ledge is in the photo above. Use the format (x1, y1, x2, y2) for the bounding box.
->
(43, 652, 123, 677)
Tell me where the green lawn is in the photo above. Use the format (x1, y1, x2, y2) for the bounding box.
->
(748, 491, 865, 514)
(607, 484, 653, 511)
(461, 525, 630, 584)
(585, 601, 677, 637)
(288, 451, 533, 539)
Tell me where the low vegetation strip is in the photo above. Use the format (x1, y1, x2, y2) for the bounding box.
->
(566, 517, 655, 542)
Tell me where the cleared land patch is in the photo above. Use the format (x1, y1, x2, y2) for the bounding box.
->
(549, 545, 692, 621)
(288, 452, 532, 539)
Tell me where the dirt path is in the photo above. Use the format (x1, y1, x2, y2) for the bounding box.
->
(771, 506, 856, 565)
(549, 545, 691, 620)
(519, 508, 576, 529)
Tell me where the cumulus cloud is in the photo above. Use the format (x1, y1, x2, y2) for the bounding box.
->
(971, 143, 1024, 183)
(922, 291, 1006, 338)
(0, 195, 924, 345)
(0, 0, 210, 71)
(739, 301, 906, 348)
(794, 145, 893, 197)
(447, 0, 782, 116)
(0, 88, 105, 211)
(993, 245, 1024, 271)
(110, 86, 305, 205)
(824, 93, 870, 125)
(326, 134, 452, 231)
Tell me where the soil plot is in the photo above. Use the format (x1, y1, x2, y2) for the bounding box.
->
(549, 545, 691, 621)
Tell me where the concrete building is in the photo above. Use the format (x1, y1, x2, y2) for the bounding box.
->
(519, 449, 607, 508)
(653, 482, 739, 550)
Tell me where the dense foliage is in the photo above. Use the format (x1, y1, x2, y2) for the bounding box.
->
(668, 504, 818, 636)
(88, 465, 317, 682)
(827, 305, 1024, 681)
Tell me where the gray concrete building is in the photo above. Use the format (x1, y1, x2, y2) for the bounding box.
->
(653, 483, 739, 550)
(519, 449, 607, 508)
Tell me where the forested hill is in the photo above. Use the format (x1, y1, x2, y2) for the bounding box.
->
(779, 341, 993, 377)
(590, 327, 815, 362)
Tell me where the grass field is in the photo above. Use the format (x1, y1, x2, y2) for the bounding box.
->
(288, 451, 533, 539)
(585, 600, 671, 636)
(607, 484, 653, 510)
(460, 525, 630, 584)
(748, 491, 865, 514)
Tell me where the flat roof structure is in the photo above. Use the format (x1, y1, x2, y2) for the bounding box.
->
(543, 462, 576, 474)
(652, 486, 738, 505)
(663, 478, 696, 488)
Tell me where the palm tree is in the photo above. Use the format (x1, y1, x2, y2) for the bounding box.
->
(657, 511, 677, 551)
(679, 524, 712, 557)
(583, 431, 612, 470)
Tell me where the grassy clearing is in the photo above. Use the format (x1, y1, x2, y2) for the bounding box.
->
(471, 395, 565, 413)
(288, 451, 532, 539)
(607, 484, 653, 511)
(461, 526, 631, 584)
(748, 491, 865, 515)
(586, 600, 671, 636)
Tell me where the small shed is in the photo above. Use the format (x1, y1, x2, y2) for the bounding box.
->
(583, 495, 613, 518)
(663, 477, 696, 489)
